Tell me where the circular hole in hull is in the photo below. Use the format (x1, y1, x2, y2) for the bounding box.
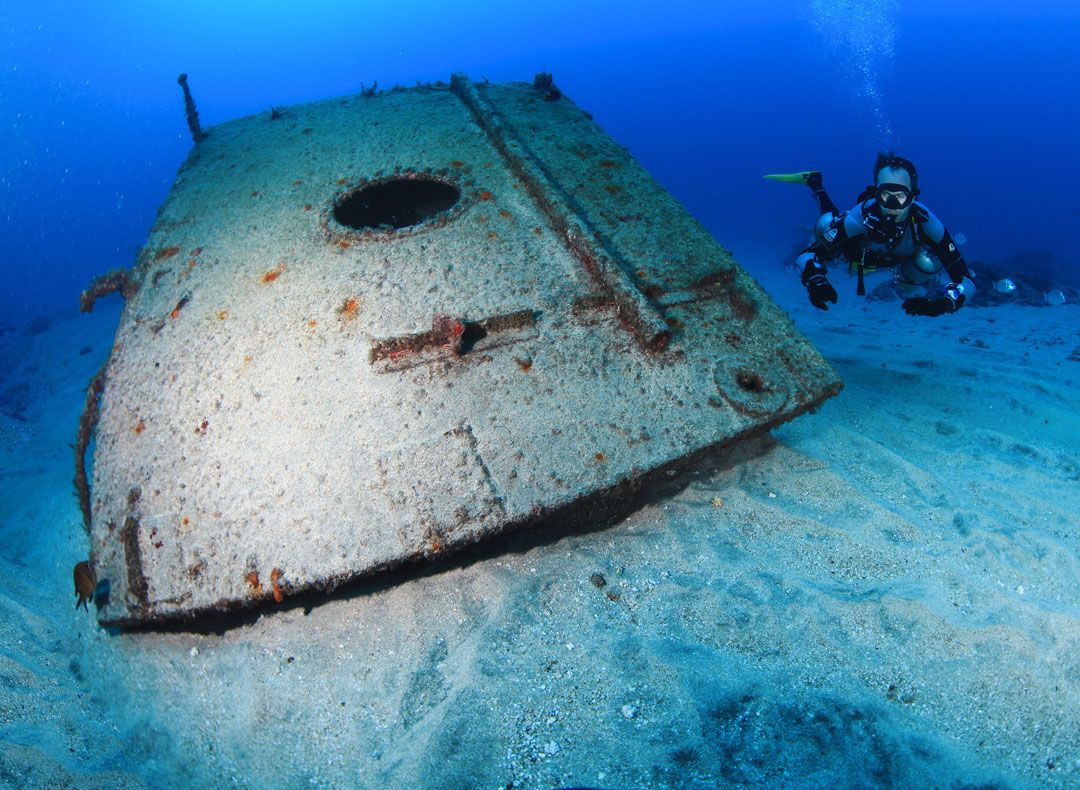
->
(333, 177, 461, 231)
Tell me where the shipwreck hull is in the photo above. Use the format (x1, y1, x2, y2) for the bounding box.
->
(87, 75, 842, 626)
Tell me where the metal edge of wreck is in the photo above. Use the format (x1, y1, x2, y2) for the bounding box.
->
(98, 380, 841, 632)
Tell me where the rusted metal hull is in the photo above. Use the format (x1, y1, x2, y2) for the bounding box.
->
(87, 75, 841, 626)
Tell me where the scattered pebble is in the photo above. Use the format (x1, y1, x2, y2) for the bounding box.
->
(589, 573, 606, 588)
(621, 703, 638, 719)
(711, 497, 724, 508)
(189, 646, 199, 657)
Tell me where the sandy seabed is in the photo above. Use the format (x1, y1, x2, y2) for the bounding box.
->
(1, 274, 1078, 789)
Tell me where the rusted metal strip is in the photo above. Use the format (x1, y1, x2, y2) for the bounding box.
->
(370, 313, 466, 363)
(120, 515, 150, 610)
(74, 363, 109, 533)
(450, 74, 671, 353)
(654, 270, 740, 309)
(370, 309, 539, 373)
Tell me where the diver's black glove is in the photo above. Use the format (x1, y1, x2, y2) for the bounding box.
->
(801, 258, 837, 310)
(902, 283, 966, 317)
(806, 275, 838, 310)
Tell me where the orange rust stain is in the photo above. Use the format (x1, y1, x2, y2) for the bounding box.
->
(514, 357, 532, 372)
(262, 263, 286, 283)
(604, 184, 623, 195)
(170, 307, 181, 319)
(133, 419, 146, 435)
(182, 517, 190, 526)
(599, 159, 619, 168)
(450, 160, 466, 168)
(216, 310, 229, 320)
(478, 190, 493, 201)
(336, 178, 347, 185)
(154, 246, 181, 262)
(246, 571, 262, 595)
(487, 231, 499, 240)
(595, 452, 606, 462)
(307, 319, 318, 328)
(188, 259, 197, 268)
(337, 239, 352, 249)
(304, 204, 313, 211)
(270, 568, 285, 603)
(338, 297, 359, 319)
(498, 209, 512, 218)
(243, 355, 253, 365)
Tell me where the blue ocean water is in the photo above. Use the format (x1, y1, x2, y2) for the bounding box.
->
(2, 0, 1078, 328)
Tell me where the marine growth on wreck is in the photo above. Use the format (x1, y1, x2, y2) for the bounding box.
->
(77, 73, 841, 626)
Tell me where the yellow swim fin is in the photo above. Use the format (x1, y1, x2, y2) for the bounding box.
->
(764, 171, 819, 184)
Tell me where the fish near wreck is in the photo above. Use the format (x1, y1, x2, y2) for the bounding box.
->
(77, 73, 842, 626)
(73, 561, 96, 611)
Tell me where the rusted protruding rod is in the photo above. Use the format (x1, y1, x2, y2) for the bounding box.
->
(177, 73, 207, 143)
(451, 74, 670, 353)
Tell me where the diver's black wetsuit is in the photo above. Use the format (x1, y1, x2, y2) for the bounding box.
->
(797, 189, 972, 315)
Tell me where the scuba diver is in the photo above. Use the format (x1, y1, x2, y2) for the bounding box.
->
(767, 152, 972, 316)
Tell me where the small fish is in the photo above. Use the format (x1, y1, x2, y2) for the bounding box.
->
(1045, 289, 1066, 306)
(993, 279, 1017, 294)
(73, 561, 96, 611)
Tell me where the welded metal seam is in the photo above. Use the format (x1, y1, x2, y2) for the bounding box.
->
(449, 74, 670, 353)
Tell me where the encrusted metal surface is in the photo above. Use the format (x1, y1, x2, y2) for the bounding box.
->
(87, 75, 842, 625)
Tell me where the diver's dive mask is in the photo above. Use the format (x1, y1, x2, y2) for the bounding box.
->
(875, 183, 913, 210)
